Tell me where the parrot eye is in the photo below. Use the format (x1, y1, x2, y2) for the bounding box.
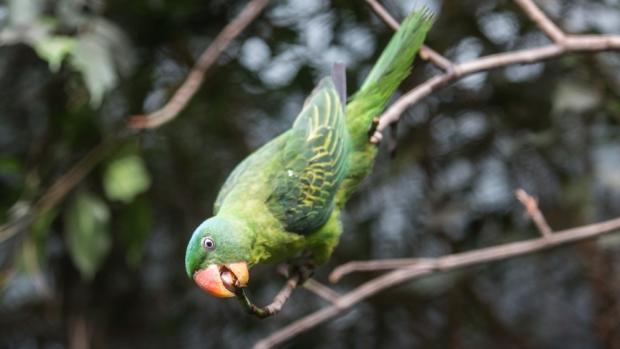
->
(201, 237, 216, 251)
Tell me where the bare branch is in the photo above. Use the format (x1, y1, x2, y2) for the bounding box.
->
(303, 279, 342, 304)
(419, 46, 454, 73)
(365, 0, 454, 72)
(513, 0, 566, 43)
(0, 137, 117, 244)
(366, 0, 399, 30)
(330, 189, 556, 281)
(329, 258, 432, 283)
(254, 216, 620, 348)
(128, 0, 270, 129)
(375, 34, 620, 135)
(515, 189, 553, 237)
(370, 0, 620, 137)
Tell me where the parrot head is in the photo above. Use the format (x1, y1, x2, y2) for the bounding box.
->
(185, 216, 252, 297)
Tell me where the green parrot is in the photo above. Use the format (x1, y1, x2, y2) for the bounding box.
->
(185, 10, 433, 299)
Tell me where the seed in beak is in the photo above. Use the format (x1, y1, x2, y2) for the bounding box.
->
(220, 269, 235, 290)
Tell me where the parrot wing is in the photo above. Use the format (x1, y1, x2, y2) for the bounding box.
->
(266, 75, 349, 234)
(213, 133, 288, 214)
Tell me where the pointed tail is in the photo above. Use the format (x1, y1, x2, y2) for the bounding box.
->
(338, 9, 433, 203)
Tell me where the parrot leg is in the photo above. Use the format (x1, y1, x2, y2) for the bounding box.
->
(279, 257, 316, 286)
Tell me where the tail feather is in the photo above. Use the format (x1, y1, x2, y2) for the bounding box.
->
(337, 9, 433, 204)
(348, 9, 434, 141)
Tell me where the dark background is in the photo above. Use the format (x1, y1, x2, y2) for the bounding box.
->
(1, 0, 620, 348)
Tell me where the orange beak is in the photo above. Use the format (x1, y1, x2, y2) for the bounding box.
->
(193, 262, 249, 298)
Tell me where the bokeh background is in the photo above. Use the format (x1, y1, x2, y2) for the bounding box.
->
(1, 0, 620, 348)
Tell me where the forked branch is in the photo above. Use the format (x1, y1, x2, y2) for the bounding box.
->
(369, 0, 620, 142)
(256, 206, 620, 349)
(128, 0, 270, 129)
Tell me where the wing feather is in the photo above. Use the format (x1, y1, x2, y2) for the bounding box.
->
(267, 78, 350, 234)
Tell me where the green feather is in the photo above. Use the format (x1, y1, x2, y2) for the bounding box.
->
(185, 10, 434, 275)
(338, 10, 434, 203)
(267, 78, 349, 234)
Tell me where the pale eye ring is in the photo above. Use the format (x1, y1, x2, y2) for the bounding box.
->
(201, 236, 215, 251)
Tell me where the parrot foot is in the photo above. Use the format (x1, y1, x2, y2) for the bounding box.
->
(279, 260, 315, 286)
(368, 117, 382, 144)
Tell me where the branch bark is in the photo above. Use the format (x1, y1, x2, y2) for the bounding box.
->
(370, 0, 620, 141)
(128, 0, 270, 129)
(513, 0, 566, 43)
(515, 189, 553, 237)
(255, 216, 620, 349)
(0, 137, 118, 244)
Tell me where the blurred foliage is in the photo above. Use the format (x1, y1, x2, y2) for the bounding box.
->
(1, 0, 133, 106)
(103, 153, 151, 203)
(0, 0, 620, 348)
(65, 190, 111, 280)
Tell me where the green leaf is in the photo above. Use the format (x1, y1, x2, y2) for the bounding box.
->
(103, 154, 151, 203)
(68, 19, 134, 107)
(70, 32, 118, 107)
(65, 190, 111, 280)
(33, 35, 75, 72)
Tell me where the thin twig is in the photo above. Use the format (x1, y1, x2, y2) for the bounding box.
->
(236, 275, 299, 319)
(329, 258, 433, 283)
(371, 0, 620, 137)
(0, 137, 119, 244)
(365, 0, 454, 72)
(374, 34, 620, 136)
(128, 0, 270, 129)
(513, 0, 566, 43)
(303, 279, 342, 304)
(254, 216, 620, 348)
(515, 189, 553, 237)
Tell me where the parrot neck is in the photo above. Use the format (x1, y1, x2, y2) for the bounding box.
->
(218, 201, 306, 265)
(223, 212, 305, 266)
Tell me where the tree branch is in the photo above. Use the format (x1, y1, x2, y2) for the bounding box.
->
(128, 0, 270, 129)
(255, 215, 620, 348)
(370, 1, 620, 141)
(513, 0, 566, 43)
(303, 279, 342, 304)
(0, 137, 118, 244)
(515, 189, 553, 237)
(328, 188, 554, 281)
